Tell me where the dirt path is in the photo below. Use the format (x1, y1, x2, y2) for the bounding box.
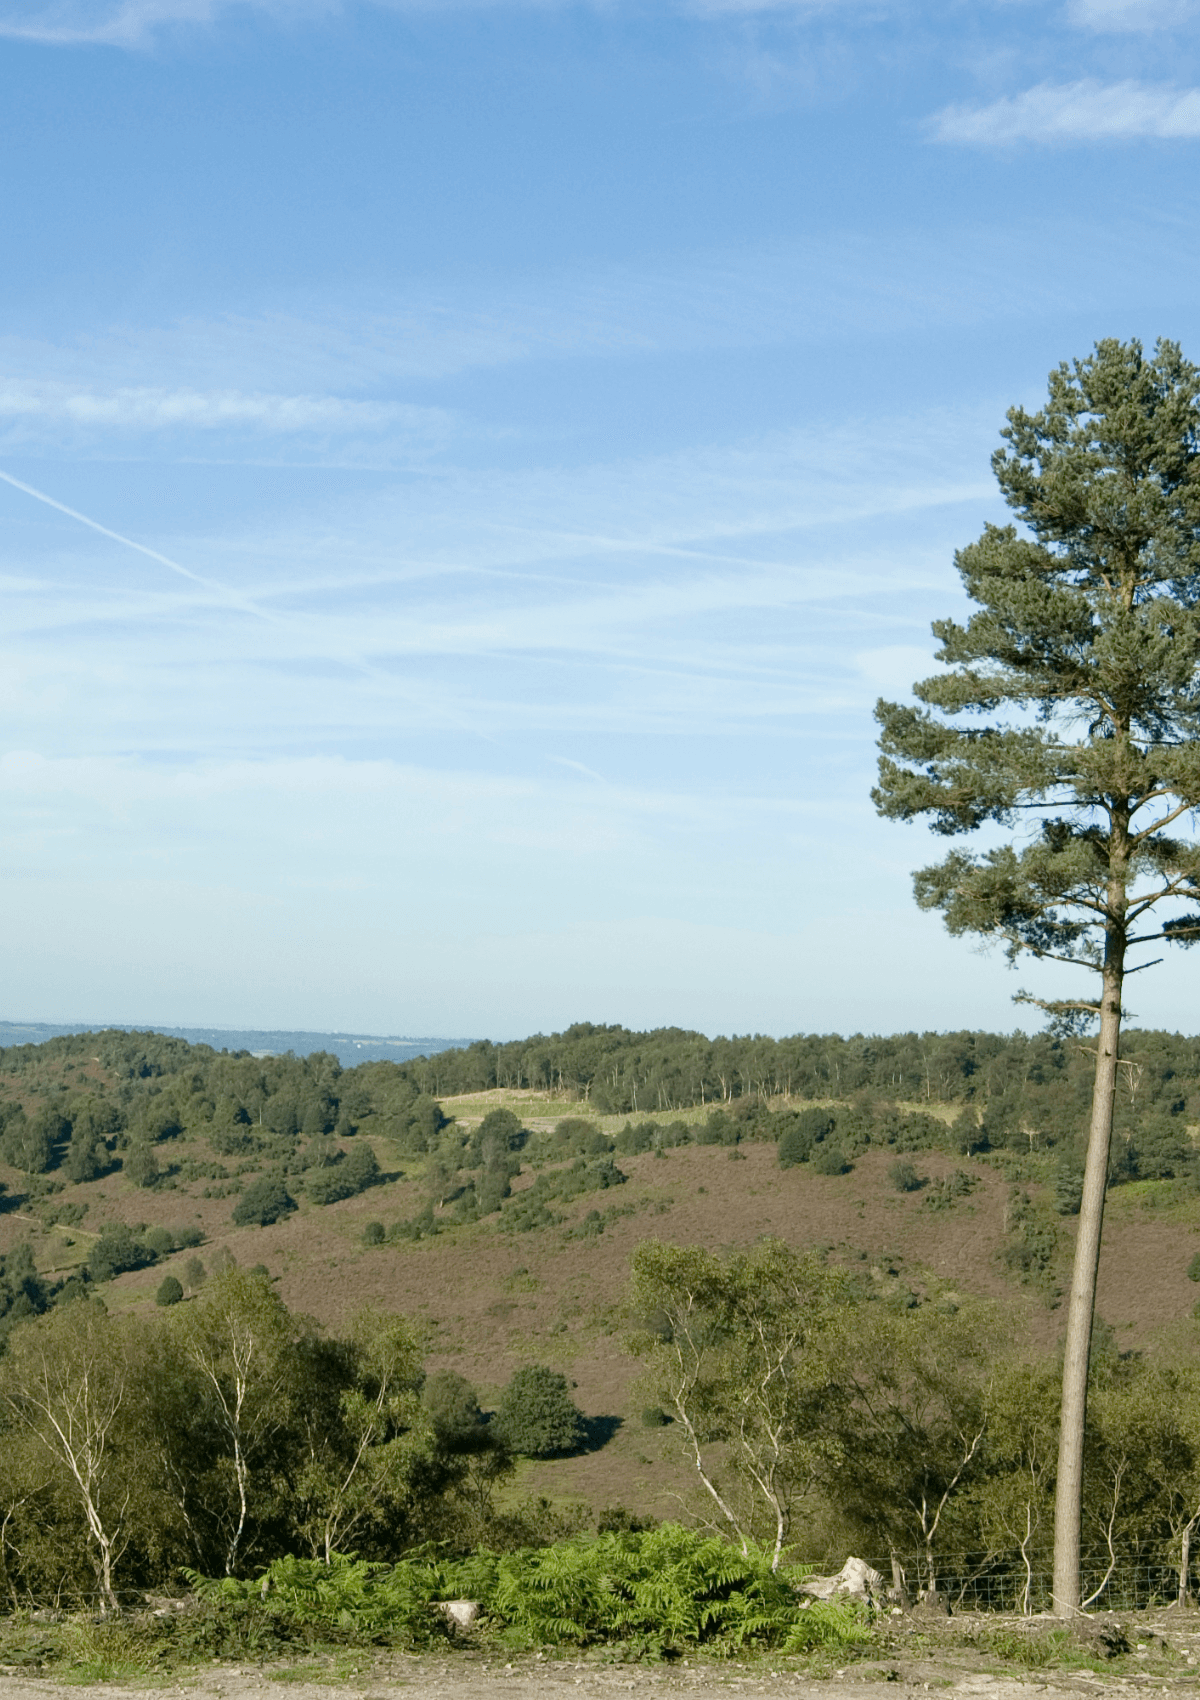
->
(0, 1652, 1197, 1700)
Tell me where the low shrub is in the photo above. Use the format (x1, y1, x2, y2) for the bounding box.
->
(614, 1119, 662, 1155)
(307, 1143, 380, 1206)
(924, 1169, 977, 1209)
(812, 1143, 852, 1176)
(86, 1224, 156, 1282)
(778, 1109, 836, 1169)
(231, 1174, 297, 1227)
(185, 1552, 493, 1648)
(888, 1160, 923, 1193)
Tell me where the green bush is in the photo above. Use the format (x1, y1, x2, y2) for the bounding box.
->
(66, 1132, 112, 1184)
(144, 1223, 203, 1256)
(123, 1144, 160, 1188)
(778, 1109, 836, 1169)
(470, 1108, 527, 1164)
(422, 1368, 488, 1446)
(85, 1220, 202, 1282)
(474, 1166, 511, 1216)
(1054, 1162, 1084, 1216)
(185, 1552, 467, 1648)
(495, 1364, 586, 1457)
(231, 1174, 297, 1227)
(211, 1125, 260, 1157)
(548, 1117, 609, 1158)
(155, 1275, 184, 1306)
(0, 1107, 59, 1174)
(924, 1169, 977, 1210)
(812, 1142, 852, 1175)
(86, 1223, 157, 1283)
(388, 1203, 439, 1241)
(614, 1119, 661, 1155)
(502, 1156, 627, 1233)
(307, 1143, 380, 1205)
(0, 1243, 51, 1340)
(698, 1111, 739, 1147)
(888, 1159, 923, 1193)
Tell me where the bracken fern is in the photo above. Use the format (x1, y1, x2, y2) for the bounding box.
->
(184, 1530, 866, 1657)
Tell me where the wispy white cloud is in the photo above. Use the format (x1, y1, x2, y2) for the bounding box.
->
(0, 466, 234, 596)
(677, 0, 888, 13)
(0, 221, 1160, 421)
(0, 379, 443, 435)
(0, 0, 335, 47)
(0, 0, 567, 46)
(928, 79, 1200, 143)
(0, 400, 982, 765)
(0, 378, 456, 468)
(1066, 0, 1196, 32)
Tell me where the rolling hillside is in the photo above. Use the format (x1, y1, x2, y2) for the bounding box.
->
(2, 1028, 1198, 1529)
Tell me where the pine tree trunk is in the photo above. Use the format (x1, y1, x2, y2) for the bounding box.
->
(1052, 957, 1124, 1616)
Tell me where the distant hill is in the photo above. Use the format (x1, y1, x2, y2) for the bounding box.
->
(2, 1023, 1199, 1528)
(0, 1022, 472, 1069)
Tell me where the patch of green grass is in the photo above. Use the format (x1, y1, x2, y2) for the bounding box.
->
(59, 1618, 160, 1682)
(977, 1625, 1117, 1673)
(1106, 1176, 1195, 1219)
(267, 1655, 375, 1684)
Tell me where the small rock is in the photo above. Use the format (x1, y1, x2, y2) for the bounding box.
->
(798, 1556, 886, 1603)
(435, 1599, 480, 1629)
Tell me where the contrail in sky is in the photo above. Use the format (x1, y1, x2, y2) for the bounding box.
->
(0, 464, 495, 742)
(0, 465, 250, 606)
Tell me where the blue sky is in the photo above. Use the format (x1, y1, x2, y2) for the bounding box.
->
(2, 0, 1200, 1040)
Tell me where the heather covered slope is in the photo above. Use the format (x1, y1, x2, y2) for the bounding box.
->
(1, 1025, 1199, 1526)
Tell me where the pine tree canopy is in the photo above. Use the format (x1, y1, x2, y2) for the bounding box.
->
(873, 337, 1200, 1018)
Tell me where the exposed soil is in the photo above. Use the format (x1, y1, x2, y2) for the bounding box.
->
(0, 1667, 1159, 1700)
(4, 1611, 1200, 1700)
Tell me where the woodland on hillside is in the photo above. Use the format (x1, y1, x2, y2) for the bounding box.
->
(1, 1028, 1200, 1616)
(1, 1023, 1198, 1335)
(3, 1020, 1199, 1165)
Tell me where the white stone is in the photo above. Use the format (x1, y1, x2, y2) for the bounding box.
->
(436, 1598, 480, 1628)
(797, 1557, 885, 1601)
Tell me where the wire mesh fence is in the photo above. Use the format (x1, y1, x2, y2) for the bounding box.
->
(852, 1554, 1186, 1615)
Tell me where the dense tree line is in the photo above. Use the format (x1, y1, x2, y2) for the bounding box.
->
(2, 1026, 1198, 1185)
(399, 1023, 1200, 1133)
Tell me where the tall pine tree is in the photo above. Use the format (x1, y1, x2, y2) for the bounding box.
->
(874, 338, 1200, 1614)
